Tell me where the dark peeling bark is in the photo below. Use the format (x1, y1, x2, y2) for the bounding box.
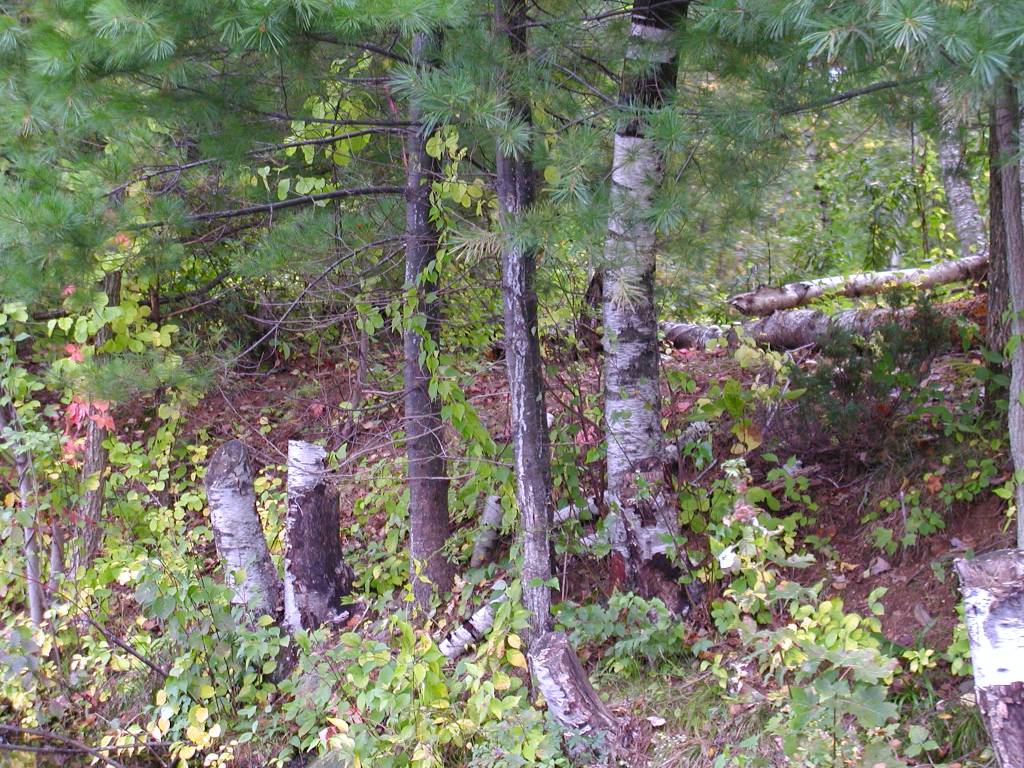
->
(283, 441, 352, 632)
(495, 0, 553, 640)
(955, 550, 1024, 768)
(602, 0, 689, 600)
(404, 31, 454, 609)
(994, 81, 1024, 549)
(72, 270, 121, 573)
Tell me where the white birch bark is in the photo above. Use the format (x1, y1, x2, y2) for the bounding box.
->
(0, 404, 45, 627)
(205, 440, 280, 620)
(955, 550, 1024, 768)
(529, 631, 621, 759)
(663, 299, 969, 351)
(931, 84, 988, 263)
(437, 597, 501, 660)
(726, 255, 988, 316)
(469, 495, 504, 568)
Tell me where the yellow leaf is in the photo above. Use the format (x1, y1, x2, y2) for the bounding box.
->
(326, 717, 349, 732)
(506, 650, 528, 670)
(207, 723, 221, 740)
(506, 633, 522, 650)
(157, 716, 170, 734)
(178, 744, 196, 760)
(3, 492, 16, 508)
(198, 684, 215, 699)
(189, 705, 208, 725)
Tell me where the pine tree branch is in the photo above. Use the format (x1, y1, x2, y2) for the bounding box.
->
(304, 33, 412, 65)
(107, 129, 405, 198)
(779, 78, 922, 117)
(136, 186, 403, 229)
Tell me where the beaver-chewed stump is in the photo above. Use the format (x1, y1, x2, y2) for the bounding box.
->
(956, 549, 1024, 768)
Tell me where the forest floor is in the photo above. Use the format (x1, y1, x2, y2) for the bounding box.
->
(166, 335, 1009, 768)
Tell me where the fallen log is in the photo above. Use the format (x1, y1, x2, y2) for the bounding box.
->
(726, 255, 988, 316)
(663, 297, 979, 351)
(955, 550, 1024, 768)
(664, 306, 900, 350)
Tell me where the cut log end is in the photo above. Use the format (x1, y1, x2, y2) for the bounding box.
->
(529, 631, 620, 758)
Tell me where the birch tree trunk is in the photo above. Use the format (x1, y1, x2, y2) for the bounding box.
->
(726, 255, 988, 316)
(403, 30, 453, 609)
(495, 0, 554, 640)
(0, 404, 45, 627)
(994, 81, 1024, 549)
(931, 84, 988, 262)
(205, 440, 281, 620)
(602, 0, 688, 593)
(955, 550, 1024, 768)
(283, 441, 351, 633)
(72, 270, 121, 573)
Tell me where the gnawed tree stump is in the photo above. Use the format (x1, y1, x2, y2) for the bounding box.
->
(205, 440, 281, 620)
(529, 631, 620, 760)
(283, 441, 352, 633)
(955, 550, 1024, 768)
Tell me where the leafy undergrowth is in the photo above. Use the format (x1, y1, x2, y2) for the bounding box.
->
(0, 316, 1012, 768)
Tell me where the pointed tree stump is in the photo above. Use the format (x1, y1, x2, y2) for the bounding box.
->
(529, 631, 620, 760)
(956, 550, 1024, 768)
(283, 441, 352, 633)
(205, 440, 281, 620)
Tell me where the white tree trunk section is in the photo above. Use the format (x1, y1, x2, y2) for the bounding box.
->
(663, 299, 973, 351)
(529, 631, 620, 760)
(438, 597, 501, 660)
(205, 440, 281, 620)
(469, 495, 504, 568)
(726, 255, 988, 316)
(283, 440, 351, 633)
(955, 550, 1024, 768)
(0, 403, 45, 627)
(932, 83, 988, 262)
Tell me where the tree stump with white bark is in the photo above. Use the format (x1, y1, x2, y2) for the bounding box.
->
(205, 440, 281, 620)
(529, 631, 621, 760)
(955, 550, 1024, 768)
(283, 441, 352, 633)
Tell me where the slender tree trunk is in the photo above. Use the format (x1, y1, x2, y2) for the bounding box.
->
(602, 0, 688, 594)
(403, 31, 454, 610)
(932, 84, 988, 262)
(0, 404, 45, 627)
(994, 81, 1024, 549)
(72, 270, 121, 572)
(989, 109, 1011, 356)
(205, 440, 281, 620)
(956, 550, 1024, 768)
(494, 0, 554, 640)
